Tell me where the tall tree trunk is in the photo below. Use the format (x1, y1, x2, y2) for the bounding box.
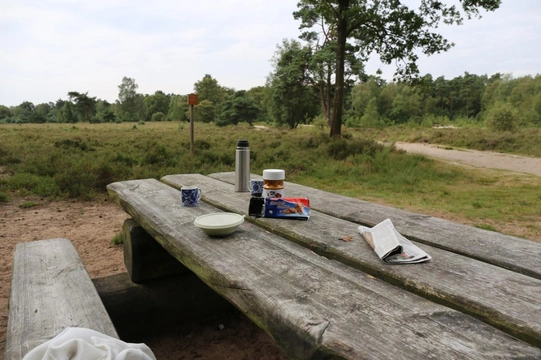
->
(330, 0, 349, 137)
(326, 64, 332, 126)
(319, 63, 333, 126)
(319, 85, 329, 125)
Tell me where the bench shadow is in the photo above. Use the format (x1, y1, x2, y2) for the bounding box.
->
(93, 272, 286, 359)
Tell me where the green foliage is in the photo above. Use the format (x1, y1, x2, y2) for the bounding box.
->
(141, 142, 177, 167)
(144, 91, 170, 121)
(347, 97, 386, 128)
(532, 94, 541, 121)
(246, 86, 271, 122)
(294, 0, 502, 136)
(267, 39, 320, 129)
(312, 115, 328, 131)
(0, 105, 12, 121)
(326, 137, 384, 160)
(95, 100, 117, 123)
(194, 74, 229, 107)
(217, 91, 260, 126)
(151, 112, 166, 122)
(362, 98, 386, 128)
(485, 102, 520, 132)
(68, 92, 97, 123)
(11, 101, 38, 123)
(350, 78, 382, 118)
(116, 77, 147, 122)
(58, 101, 77, 123)
(167, 95, 189, 121)
(20, 201, 37, 209)
(0, 192, 9, 202)
(8, 173, 61, 197)
(111, 232, 123, 245)
(193, 100, 216, 123)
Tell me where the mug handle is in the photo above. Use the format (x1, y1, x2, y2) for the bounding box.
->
(197, 189, 203, 200)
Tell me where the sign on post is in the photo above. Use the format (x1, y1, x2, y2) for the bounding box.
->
(187, 94, 199, 106)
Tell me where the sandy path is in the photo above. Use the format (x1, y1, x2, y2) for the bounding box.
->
(395, 142, 541, 177)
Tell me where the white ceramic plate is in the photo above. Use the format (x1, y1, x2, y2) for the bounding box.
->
(194, 213, 244, 237)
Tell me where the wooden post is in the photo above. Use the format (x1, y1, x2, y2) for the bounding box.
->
(187, 94, 198, 154)
(189, 105, 194, 153)
(122, 219, 187, 283)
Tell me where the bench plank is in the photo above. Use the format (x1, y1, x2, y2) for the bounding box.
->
(108, 178, 541, 359)
(208, 171, 541, 280)
(5, 238, 118, 360)
(163, 173, 541, 347)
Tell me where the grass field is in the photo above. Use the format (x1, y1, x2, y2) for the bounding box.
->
(1, 121, 540, 241)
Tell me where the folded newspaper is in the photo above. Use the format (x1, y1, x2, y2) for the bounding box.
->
(358, 219, 431, 264)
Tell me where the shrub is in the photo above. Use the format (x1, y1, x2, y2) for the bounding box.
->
(151, 112, 165, 122)
(312, 115, 328, 130)
(327, 138, 384, 160)
(111, 232, 123, 245)
(8, 173, 61, 197)
(20, 201, 37, 208)
(485, 103, 520, 132)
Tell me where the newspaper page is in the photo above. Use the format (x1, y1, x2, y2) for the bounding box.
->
(358, 219, 431, 264)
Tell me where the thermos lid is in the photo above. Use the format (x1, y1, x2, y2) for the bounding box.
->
(263, 169, 285, 180)
(237, 139, 249, 147)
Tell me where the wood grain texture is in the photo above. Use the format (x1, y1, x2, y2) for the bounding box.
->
(108, 178, 541, 359)
(163, 173, 541, 347)
(208, 171, 541, 280)
(5, 238, 118, 360)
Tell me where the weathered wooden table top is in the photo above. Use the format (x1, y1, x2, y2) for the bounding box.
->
(108, 173, 541, 359)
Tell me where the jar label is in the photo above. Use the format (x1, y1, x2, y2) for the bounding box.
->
(263, 188, 285, 198)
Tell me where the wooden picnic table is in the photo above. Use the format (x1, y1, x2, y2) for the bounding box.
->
(107, 172, 541, 359)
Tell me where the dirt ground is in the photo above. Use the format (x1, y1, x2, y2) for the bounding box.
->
(1, 144, 540, 359)
(394, 142, 541, 177)
(0, 197, 286, 359)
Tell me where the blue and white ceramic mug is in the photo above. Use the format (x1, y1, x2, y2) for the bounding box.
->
(249, 179, 264, 197)
(181, 186, 202, 207)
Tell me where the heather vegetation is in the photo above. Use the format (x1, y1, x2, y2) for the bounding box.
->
(0, 122, 540, 241)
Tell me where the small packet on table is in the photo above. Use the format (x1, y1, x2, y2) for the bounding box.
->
(249, 197, 310, 220)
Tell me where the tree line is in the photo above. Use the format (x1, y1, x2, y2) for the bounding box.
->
(0, 75, 260, 126)
(1, 70, 539, 132)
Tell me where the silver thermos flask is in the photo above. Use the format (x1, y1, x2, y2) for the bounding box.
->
(235, 139, 250, 192)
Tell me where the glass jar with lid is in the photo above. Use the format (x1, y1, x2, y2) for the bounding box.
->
(262, 169, 285, 198)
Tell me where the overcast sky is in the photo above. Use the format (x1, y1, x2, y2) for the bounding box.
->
(1, 0, 540, 107)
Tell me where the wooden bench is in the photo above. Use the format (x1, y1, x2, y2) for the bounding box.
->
(4, 238, 118, 360)
(107, 178, 541, 359)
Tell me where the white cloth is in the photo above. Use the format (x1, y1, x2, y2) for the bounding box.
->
(23, 327, 156, 360)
